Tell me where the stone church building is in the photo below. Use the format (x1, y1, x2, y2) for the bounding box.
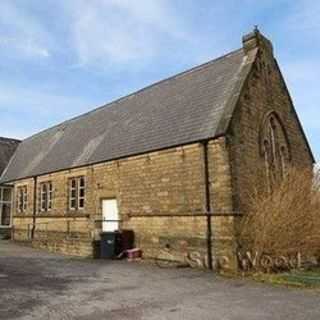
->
(0, 30, 314, 269)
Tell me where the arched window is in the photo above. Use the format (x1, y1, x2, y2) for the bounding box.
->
(260, 112, 291, 187)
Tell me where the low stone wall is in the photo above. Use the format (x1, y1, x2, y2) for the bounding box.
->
(12, 229, 93, 257)
(32, 231, 93, 257)
(0, 227, 11, 240)
(12, 228, 31, 241)
(12, 214, 240, 270)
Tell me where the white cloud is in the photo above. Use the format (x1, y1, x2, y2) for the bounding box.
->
(61, 0, 189, 67)
(0, 36, 50, 58)
(0, 0, 193, 66)
(0, 1, 53, 59)
(0, 83, 93, 118)
(0, 82, 101, 140)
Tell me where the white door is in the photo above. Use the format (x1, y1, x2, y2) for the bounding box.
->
(102, 199, 119, 232)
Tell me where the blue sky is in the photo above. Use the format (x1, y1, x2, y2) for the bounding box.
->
(0, 0, 319, 161)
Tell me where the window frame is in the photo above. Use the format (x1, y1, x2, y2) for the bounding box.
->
(39, 181, 53, 213)
(260, 111, 291, 190)
(17, 186, 28, 214)
(78, 176, 85, 210)
(68, 176, 86, 211)
(0, 187, 13, 226)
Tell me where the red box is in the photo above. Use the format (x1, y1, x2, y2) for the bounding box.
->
(126, 248, 142, 260)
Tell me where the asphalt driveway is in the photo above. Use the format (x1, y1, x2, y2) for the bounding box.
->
(0, 241, 319, 320)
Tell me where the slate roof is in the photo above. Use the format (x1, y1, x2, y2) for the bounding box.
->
(0, 137, 20, 176)
(1, 48, 250, 183)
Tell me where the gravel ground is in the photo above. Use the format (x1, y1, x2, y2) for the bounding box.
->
(0, 241, 319, 320)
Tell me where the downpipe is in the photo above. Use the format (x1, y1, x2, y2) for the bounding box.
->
(202, 141, 213, 270)
(31, 176, 37, 240)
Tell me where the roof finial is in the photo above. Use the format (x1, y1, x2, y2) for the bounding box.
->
(254, 25, 259, 33)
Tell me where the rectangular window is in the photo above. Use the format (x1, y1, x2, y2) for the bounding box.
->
(39, 182, 53, 212)
(78, 177, 85, 209)
(3, 188, 11, 202)
(17, 186, 27, 213)
(0, 187, 12, 226)
(48, 183, 53, 210)
(69, 176, 85, 210)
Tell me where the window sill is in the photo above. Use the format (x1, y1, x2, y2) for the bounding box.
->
(67, 209, 86, 214)
(38, 210, 52, 214)
(13, 214, 32, 218)
(35, 213, 90, 218)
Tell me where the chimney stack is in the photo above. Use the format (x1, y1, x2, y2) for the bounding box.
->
(242, 27, 273, 56)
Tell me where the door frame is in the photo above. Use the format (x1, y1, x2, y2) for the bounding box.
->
(100, 197, 120, 232)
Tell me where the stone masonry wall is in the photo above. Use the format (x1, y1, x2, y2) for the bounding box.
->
(12, 139, 237, 269)
(228, 40, 314, 215)
(208, 138, 239, 270)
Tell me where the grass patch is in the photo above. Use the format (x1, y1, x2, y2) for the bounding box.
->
(253, 268, 320, 289)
